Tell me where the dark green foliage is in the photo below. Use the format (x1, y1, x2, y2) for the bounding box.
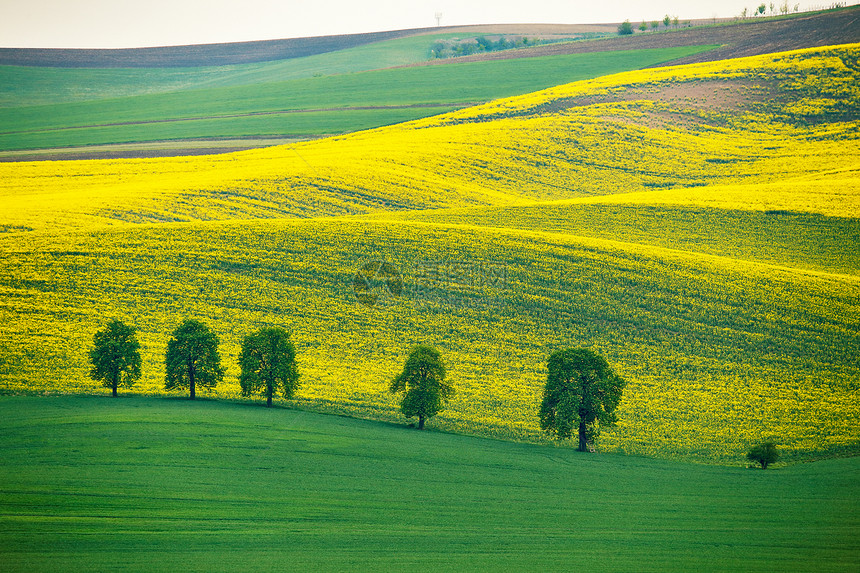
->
(239, 327, 300, 407)
(539, 348, 626, 451)
(618, 20, 634, 35)
(747, 442, 780, 469)
(164, 319, 224, 399)
(390, 345, 454, 430)
(88, 319, 141, 397)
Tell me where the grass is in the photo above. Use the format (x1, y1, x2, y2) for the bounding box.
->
(0, 33, 480, 107)
(0, 106, 461, 150)
(0, 46, 715, 150)
(0, 32, 593, 108)
(0, 395, 857, 572)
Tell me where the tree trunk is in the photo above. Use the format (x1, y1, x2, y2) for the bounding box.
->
(578, 421, 588, 452)
(267, 389, 272, 408)
(112, 372, 118, 397)
(418, 415, 425, 430)
(189, 366, 196, 400)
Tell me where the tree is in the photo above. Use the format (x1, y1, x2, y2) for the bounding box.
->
(757, 3, 767, 16)
(663, 14, 671, 27)
(650, 20, 659, 30)
(617, 20, 634, 35)
(239, 327, 299, 407)
(89, 319, 141, 397)
(164, 319, 224, 399)
(639, 20, 648, 32)
(390, 345, 454, 430)
(747, 442, 780, 469)
(539, 348, 626, 452)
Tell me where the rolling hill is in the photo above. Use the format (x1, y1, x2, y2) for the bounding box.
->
(1, 7, 857, 160)
(1, 43, 858, 464)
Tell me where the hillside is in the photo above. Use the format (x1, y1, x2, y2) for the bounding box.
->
(0, 46, 712, 159)
(0, 29, 430, 68)
(1, 396, 857, 572)
(1, 7, 857, 160)
(426, 6, 860, 67)
(1, 44, 858, 464)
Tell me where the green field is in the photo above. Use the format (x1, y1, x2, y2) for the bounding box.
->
(0, 45, 714, 151)
(0, 396, 856, 572)
(0, 32, 592, 107)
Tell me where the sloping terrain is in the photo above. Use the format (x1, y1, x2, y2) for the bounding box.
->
(426, 6, 860, 66)
(0, 28, 430, 67)
(0, 45, 858, 463)
(1, 7, 857, 160)
(0, 46, 710, 159)
(1, 396, 857, 571)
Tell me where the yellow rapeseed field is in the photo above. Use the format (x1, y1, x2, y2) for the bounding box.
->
(1, 44, 858, 463)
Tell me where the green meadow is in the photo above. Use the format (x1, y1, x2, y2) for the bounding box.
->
(0, 45, 714, 151)
(0, 396, 857, 572)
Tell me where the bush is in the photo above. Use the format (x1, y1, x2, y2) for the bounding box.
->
(618, 20, 634, 35)
(747, 442, 780, 469)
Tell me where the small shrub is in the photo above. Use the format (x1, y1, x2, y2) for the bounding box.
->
(747, 442, 780, 469)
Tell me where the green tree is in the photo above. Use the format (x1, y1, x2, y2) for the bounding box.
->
(757, 3, 766, 16)
(617, 20, 634, 35)
(89, 319, 141, 397)
(639, 20, 648, 32)
(539, 348, 626, 452)
(390, 345, 454, 430)
(651, 20, 659, 30)
(747, 442, 780, 469)
(239, 327, 299, 407)
(663, 14, 671, 27)
(164, 319, 224, 399)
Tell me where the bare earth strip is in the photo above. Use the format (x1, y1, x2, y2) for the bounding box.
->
(0, 138, 313, 161)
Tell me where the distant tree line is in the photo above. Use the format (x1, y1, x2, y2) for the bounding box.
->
(430, 36, 572, 59)
(618, 15, 689, 36)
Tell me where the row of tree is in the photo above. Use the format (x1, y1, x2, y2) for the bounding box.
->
(618, 15, 688, 35)
(88, 319, 459, 431)
(740, 2, 802, 18)
(88, 318, 780, 464)
(90, 318, 298, 406)
(89, 319, 630, 450)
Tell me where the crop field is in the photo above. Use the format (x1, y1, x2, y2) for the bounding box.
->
(1, 44, 858, 467)
(1, 396, 858, 572)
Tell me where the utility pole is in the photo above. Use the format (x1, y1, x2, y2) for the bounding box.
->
(435, 12, 443, 26)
